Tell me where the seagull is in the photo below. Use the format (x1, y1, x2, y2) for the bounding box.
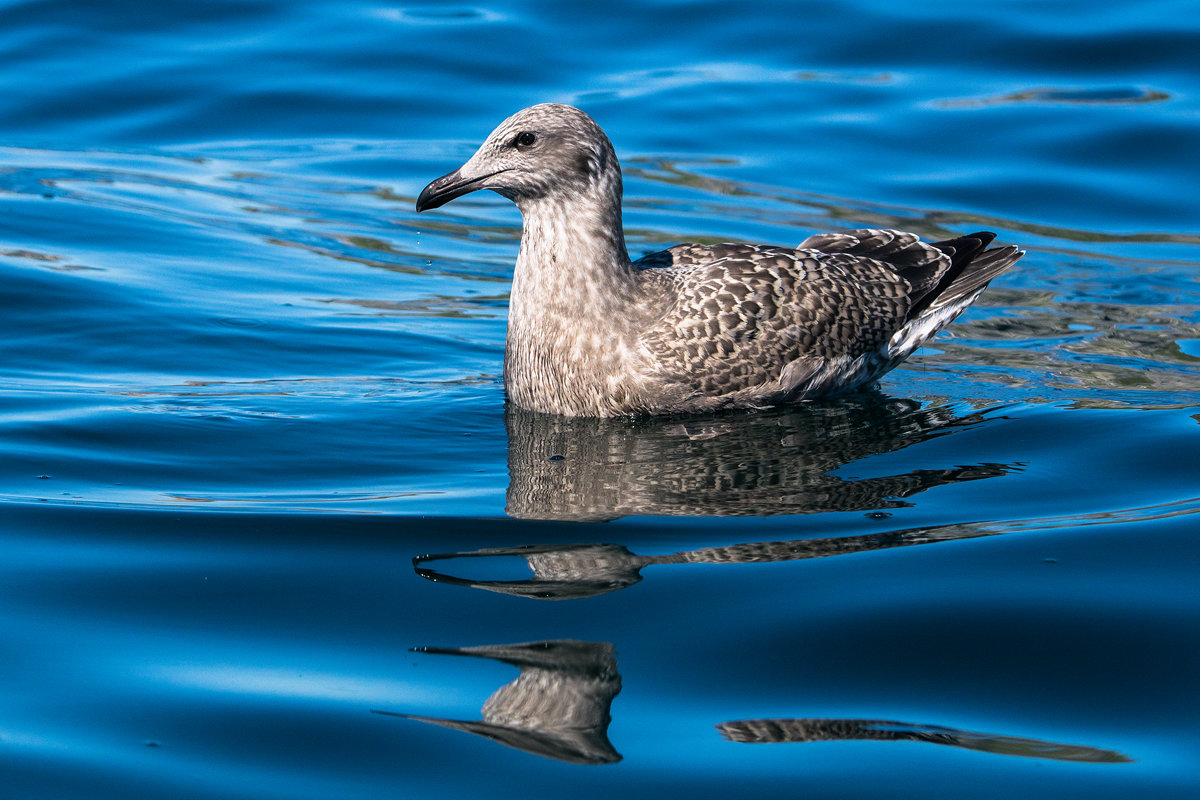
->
(416, 103, 1023, 417)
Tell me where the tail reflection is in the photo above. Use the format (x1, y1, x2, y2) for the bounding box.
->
(717, 717, 1131, 763)
(414, 522, 993, 600)
(506, 395, 1014, 520)
(374, 640, 621, 765)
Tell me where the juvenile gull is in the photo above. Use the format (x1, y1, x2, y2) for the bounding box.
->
(416, 103, 1024, 417)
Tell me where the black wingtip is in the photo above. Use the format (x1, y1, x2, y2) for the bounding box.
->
(905, 231, 1017, 320)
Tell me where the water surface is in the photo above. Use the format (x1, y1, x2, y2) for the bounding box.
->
(1, 1, 1198, 797)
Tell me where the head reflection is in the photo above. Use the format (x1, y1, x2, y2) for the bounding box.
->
(375, 640, 621, 765)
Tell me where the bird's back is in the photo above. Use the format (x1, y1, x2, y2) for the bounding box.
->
(632, 229, 1021, 411)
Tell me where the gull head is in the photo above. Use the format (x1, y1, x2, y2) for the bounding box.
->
(416, 104, 620, 213)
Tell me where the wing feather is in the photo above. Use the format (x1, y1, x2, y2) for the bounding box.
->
(632, 229, 1020, 404)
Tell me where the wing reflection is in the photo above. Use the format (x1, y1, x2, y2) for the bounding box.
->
(505, 395, 1014, 520)
(414, 522, 993, 600)
(374, 640, 621, 765)
(717, 717, 1131, 763)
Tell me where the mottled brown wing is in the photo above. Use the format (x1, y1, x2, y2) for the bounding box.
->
(797, 228, 956, 314)
(635, 243, 912, 397)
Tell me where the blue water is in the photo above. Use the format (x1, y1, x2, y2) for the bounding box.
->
(2, 1, 1198, 797)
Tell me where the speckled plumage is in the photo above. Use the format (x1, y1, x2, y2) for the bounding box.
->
(417, 103, 1024, 417)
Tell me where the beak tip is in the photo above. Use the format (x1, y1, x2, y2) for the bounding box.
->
(414, 165, 507, 214)
(414, 186, 439, 214)
(415, 167, 468, 214)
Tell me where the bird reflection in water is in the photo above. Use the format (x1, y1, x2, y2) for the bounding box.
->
(717, 717, 1131, 763)
(421, 395, 1018, 598)
(402, 397, 1128, 766)
(504, 394, 1014, 520)
(414, 522, 998, 600)
(374, 640, 621, 765)
(373, 640, 1129, 766)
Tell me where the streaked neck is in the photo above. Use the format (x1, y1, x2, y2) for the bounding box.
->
(510, 190, 636, 323)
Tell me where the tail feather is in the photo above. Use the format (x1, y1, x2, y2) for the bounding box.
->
(884, 234, 1023, 365)
(905, 231, 1002, 319)
(926, 244, 1022, 312)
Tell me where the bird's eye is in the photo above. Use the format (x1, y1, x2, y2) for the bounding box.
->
(514, 131, 537, 148)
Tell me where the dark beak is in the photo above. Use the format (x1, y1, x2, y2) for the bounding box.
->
(415, 167, 507, 212)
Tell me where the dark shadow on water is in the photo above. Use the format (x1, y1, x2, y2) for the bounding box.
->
(373, 640, 621, 765)
(717, 717, 1132, 764)
(505, 393, 1017, 521)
